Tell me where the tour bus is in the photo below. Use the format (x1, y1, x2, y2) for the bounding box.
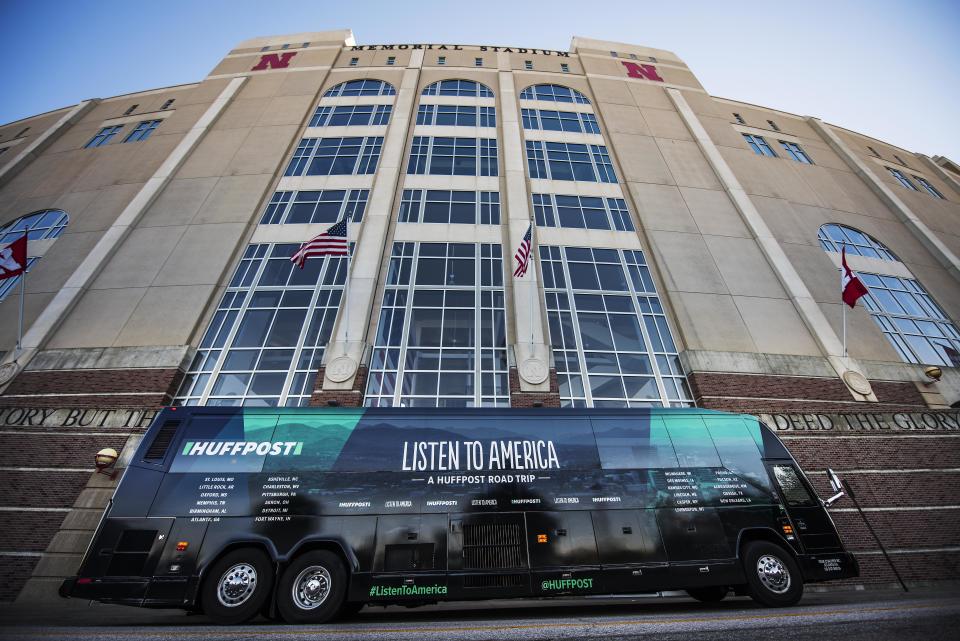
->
(61, 407, 858, 624)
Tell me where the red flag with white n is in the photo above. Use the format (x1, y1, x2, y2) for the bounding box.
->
(0, 234, 27, 281)
(841, 246, 869, 308)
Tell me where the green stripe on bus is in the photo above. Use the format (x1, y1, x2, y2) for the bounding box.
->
(182, 441, 193, 455)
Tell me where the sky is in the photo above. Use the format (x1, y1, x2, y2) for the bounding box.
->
(1, 0, 958, 159)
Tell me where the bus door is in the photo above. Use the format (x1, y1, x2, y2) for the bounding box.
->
(767, 463, 842, 552)
(447, 512, 529, 597)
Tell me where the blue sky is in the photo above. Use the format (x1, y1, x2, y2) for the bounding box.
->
(1, 0, 958, 159)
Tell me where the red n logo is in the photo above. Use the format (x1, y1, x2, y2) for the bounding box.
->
(620, 61, 664, 82)
(251, 52, 297, 71)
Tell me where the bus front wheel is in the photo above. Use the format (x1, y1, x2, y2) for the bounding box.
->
(277, 550, 348, 624)
(200, 548, 274, 625)
(741, 541, 803, 607)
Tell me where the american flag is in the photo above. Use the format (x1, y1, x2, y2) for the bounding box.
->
(513, 223, 532, 277)
(291, 218, 349, 268)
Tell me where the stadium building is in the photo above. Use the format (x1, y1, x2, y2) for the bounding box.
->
(0, 30, 958, 602)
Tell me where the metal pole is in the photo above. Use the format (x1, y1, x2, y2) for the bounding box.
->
(842, 298, 847, 358)
(16, 264, 25, 355)
(528, 223, 534, 345)
(844, 479, 908, 592)
(344, 218, 351, 347)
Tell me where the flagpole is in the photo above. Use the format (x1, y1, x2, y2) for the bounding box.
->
(840, 242, 847, 358)
(528, 221, 534, 345)
(344, 216, 351, 349)
(16, 264, 25, 356)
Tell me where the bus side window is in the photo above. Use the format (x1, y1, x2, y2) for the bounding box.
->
(704, 417, 769, 487)
(591, 416, 678, 469)
(772, 465, 816, 506)
(661, 415, 721, 468)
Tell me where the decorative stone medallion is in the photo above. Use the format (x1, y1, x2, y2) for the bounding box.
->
(519, 358, 548, 385)
(842, 370, 873, 396)
(0, 362, 19, 386)
(326, 356, 358, 383)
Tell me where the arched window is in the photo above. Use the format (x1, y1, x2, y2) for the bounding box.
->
(323, 79, 396, 98)
(421, 79, 493, 97)
(0, 209, 69, 302)
(519, 84, 590, 104)
(817, 223, 960, 367)
(818, 223, 899, 261)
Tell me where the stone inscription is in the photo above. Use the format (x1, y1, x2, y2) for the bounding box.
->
(759, 411, 960, 432)
(0, 407, 159, 429)
(351, 44, 571, 57)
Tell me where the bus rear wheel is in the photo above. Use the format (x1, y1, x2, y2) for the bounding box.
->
(200, 548, 274, 625)
(742, 541, 803, 607)
(277, 550, 348, 624)
(686, 586, 728, 602)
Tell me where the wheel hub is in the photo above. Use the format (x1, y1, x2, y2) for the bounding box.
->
(756, 554, 791, 594)
(293, 566, 332, 610)
(217, 563, 258, 607)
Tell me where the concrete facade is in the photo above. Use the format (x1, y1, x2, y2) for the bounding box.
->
(0, 30, 958, 602)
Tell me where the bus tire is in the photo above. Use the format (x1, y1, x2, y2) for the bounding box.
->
(686, 586, 728, 602)
(200, 548, 274, 625)
(276, 550, 348, 624)
(742, 541, 803, 607)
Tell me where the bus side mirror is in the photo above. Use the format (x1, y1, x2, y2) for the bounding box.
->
(822, 468, 845, 506)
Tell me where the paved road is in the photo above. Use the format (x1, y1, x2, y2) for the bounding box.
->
(1, 588, 958, 641)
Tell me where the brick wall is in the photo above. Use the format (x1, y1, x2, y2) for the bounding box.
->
(309, 365, 368, 408)
(688, 372, 926, 413)
(509, 368, 562, 408)
(0, 367, 184, 408)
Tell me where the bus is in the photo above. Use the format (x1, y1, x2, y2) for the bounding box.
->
(60, 406, 858, 624)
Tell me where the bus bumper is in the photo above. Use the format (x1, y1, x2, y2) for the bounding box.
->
(60, 576, 189, 606)
(798, 552, 859, 582)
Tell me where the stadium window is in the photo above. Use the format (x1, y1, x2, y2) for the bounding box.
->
(733, 113, 745, 124)
(525, 60, 533, 70)
(629, 53, 638, 60)
(767, 119, 780, 131)
(174, 243, 349, 407)
(259, 189, 369, 225)
(260, 46, 270, 52)
(397, 189, 501, 225)
(349, 57, 359, 67)
(421, 79, 493, 97)
(16, 127, 29, 137)
(610, 51, 618, 57)
(540, 245, 692, 408)
(302, 42, 310, 48)
(437, 56, 446, 66)
(894, 154, 909, 167)
(84, 125, 123, 148)
(310, 105, 392, 127)
(742, 133, 776, 157)
(416, 105, 495, 127)
(386, 56, 396, 66)
(324, 79, 396, 97)
(123, 104, 138, 116)
(519, 84, 590, 104)
(475, 57, 483, 67)
(561, 63, 570, 73)
(648, 56, 657, 62)
(521, 108, 599, 134)
(0, 209, 69, 303)
(407, 136, 498, 177)
(281, 44, 289, 50)
(284, 137, 384, 176)
(867, 146, 880, 157)
(123, 120, 162, 143)
(532, 193, 634, 231)
(161, 99, 175, 110)
(525, 140, 616, 183)
(817, 223, 960, 368)
(780, 141, 813, 164)
(887, 167, 919, 191)
(913, 176, 945, 199)
(365, 242, 509, 408)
